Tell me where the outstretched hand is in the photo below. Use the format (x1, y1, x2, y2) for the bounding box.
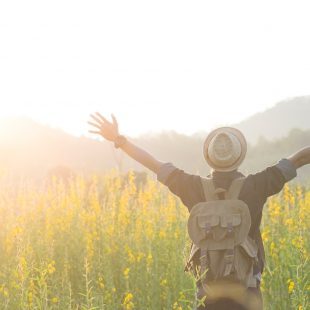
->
(89, 112, 162, 173)
(88, 112, 119, 142)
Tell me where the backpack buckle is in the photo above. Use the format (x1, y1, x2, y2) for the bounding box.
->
(224, 249, 234, 262)
(205, 223, 211, 237)
(227, 222, 233, 235)
(224, 248, 234, 276)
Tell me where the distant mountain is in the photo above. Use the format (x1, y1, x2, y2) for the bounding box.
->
(0, 98, 309, 182)
(0, 118, 115, 179)
(234, 96, 310, 144)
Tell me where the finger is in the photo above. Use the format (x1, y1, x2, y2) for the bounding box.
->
(95, 112, 109, 123)
(87, 121, 102, 130)
(90, 114, 104, 125)
(111, 114, 118, 127)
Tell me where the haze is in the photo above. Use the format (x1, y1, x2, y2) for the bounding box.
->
(1, 0, 310, 137)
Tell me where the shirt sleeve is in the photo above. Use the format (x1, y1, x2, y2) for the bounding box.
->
(157, 163, 204, 210)
(249, 158, 297, 202)
(276, 158, 297, 182)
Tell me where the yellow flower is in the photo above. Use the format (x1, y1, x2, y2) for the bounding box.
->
(123, 292, 133, 302)
(136, 252, 144, 263)
(52, 297, 59, 303)
(261, 227, 270, 242)
(123, 267, 130, 280)
(292, 236, 304, 250)
(287, 279, 295, 294)
(47, 261, 56, 274)
(3, 288, 9, 297)
(160, 279, 168, 286)
(97, 276, 105, 289)
(28, 291, 33, 304)
(147, 253, 153, 268)
(127, 248, 135, 263)
(173, 301, 183, 310)
(122, 292, 134, 310)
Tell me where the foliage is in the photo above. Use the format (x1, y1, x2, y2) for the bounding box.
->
(261, 184, 309, 309)
(0, 174, 308, 309)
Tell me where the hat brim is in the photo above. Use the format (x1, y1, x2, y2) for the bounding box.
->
(203, 127, 247, 172)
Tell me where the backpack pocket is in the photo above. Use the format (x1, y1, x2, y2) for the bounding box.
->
(234, 237, 258, 287)
(198, 215, 220, 228)
(220, 214, 241, 228)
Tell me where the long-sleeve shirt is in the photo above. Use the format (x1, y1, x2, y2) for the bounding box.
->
(156, 159, 297, 274)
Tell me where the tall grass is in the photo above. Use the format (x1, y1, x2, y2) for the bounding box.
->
(0, 173, 308, 309)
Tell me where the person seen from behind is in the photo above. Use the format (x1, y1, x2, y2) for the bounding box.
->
(88, 112, 310, 310)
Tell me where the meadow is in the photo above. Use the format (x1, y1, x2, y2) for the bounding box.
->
(0, 172, 308, 309)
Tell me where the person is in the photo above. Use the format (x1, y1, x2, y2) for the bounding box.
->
(88, 112, 310, 310)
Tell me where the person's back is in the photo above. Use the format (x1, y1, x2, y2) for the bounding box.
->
(88, 113, 310, 310)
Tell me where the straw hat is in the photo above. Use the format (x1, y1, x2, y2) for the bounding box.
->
(203, 127, 247, 172)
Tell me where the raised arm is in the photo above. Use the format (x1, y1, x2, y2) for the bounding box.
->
(287, 146, 310, 169)
(88, 112, 163, 174)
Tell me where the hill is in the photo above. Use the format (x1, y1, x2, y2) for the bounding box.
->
(0, 116, 309, 183)
(0, 118, 114, 179)
(234, 96, 310, 144)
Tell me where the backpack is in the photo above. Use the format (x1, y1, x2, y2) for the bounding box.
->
(186, 177, 258, 293)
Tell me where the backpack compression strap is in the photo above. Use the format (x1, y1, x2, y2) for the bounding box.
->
(223, 177, 246, 276)
(201, 178, 226, 201)
(225, 177, 246, 199)
(201, 177, 246, 201)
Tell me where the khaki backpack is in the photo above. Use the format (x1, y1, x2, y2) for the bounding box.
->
(186, 177, 258, 292)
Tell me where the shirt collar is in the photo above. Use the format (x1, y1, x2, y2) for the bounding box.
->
(209, 169, 244, 180)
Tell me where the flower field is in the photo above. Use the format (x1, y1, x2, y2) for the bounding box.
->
(0, 173, 309, 309)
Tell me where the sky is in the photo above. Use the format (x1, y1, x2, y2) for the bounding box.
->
(0, 0, 310, 137)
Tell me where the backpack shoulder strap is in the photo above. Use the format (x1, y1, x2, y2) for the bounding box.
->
(225, 177, 246, 199)
(200, 178, 218, 201)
